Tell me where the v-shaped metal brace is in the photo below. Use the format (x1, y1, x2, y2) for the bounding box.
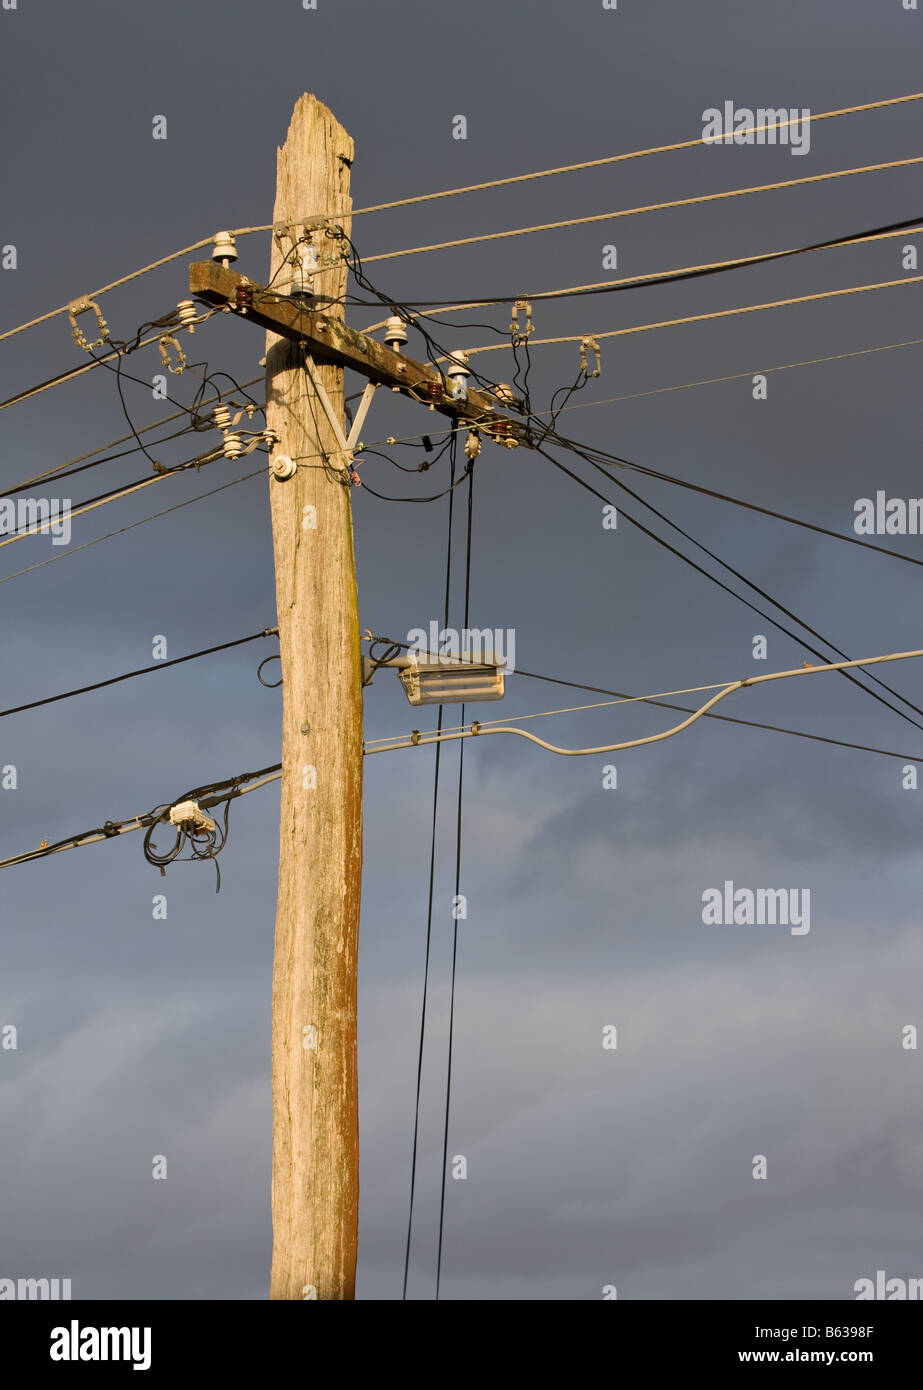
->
(303, 353, 377, 481)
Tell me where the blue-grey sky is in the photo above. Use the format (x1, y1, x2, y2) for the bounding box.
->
(1, 0, 922, 1300)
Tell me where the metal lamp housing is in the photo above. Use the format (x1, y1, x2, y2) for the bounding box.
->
(397, 659, 505, 707)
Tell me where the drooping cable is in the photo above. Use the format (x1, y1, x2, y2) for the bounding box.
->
(436, 440, 475, 1300)
(533, 443, 923, 737)
(402, 434, 460, 1300)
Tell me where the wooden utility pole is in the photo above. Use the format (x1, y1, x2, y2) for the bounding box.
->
(188, 97, 525, 1303)
(265, 94, 360, 1301)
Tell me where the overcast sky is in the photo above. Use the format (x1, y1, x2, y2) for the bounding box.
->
(1, 0, 922, 1300)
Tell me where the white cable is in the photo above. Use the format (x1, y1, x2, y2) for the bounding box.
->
(364, 648, 923, 757)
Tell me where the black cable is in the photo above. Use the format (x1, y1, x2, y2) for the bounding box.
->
(359, 465, 471, 504)
(1, 427, 197, 501)
(545, 429, 923, 572)
(567, 439, 923, 729)
(577, 448, 923, 726)
(344, 235, 503, 399)
(534, 442, 923, 737)
(0, 761, 282, 873)
(436, 438, 475, 1301)
(0, 629, 278, 721)
(402, 434, 460, 1301)
(91, 342, 167, 471)
(0, 357, 111, 412)
(2, 438, 241, 542)
(1, 377, 264, 501)
(0, 465, 266, 590)
(0, 306, 188, 415)
(91, 342, 266, 475)
(390, 212, 923, 309)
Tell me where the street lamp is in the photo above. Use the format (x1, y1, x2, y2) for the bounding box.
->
(362, 651, 506, 706)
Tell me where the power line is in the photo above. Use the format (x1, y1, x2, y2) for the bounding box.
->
(351, 91, 923, 215)
(461, 274, 923, 357)
(0, 373, 264, 498)
(367, 648, 923, 758)
(533, 442, 923, 736)
(0, 762, 282, 874)
(436, 439, 475, 1302)
(541, 427, 923, 572)
(4, 92, 918, 347)
(542, 337, 923, 413)
(362, 641, 923, 763)
(0, 465, 266, 588)
(0, 444, 232, 551)
(363, 162, 923, 264)
(0, 305, 238, 419)
(0, 240, 219, 346)
(0, 304, 194, 414)
(362, 219, 923, 336)
(347, 260, 923, 733)
(0, 628, 279, 722)
(402, 434, 460, 1301)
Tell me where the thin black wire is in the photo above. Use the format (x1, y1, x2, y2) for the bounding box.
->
(402, 434, 460, 1301)
(359, 466, 471, 504)
(436, 440, 475, 1301)
(0, 307, 183, 414)
(546, 428, 923, 572)
(0, 465, 266, 589)
(1, 376, 264, 500)
(583, 453, 923, 727)
(388, 212, 923, 309)
(510, 666, 923, 763)
(1, 426, 196, 501)
(0, 629, 278, 721)
(533, 442, 923, 737)
(1, 446, 226, 541)
(89, 341, 264, 475)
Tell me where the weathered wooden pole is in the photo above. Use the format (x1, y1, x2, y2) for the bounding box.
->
(265, 93, 361, 1301)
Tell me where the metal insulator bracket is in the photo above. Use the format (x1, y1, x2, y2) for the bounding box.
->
(510, 298, 533, 340)
(579, 335, 602, 378)
(158, 334, 186, 375)
(68, 298, 110, 353)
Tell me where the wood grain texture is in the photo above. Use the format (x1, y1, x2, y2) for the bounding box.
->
(265, 94, 360, 1301)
